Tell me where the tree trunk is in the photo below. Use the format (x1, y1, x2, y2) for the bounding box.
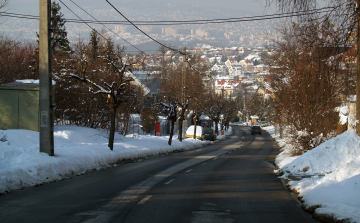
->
(168, 119, 175, 145)
(178, 108, 186, 142)
(193, 112, 197, 139)
(178, 116, 183, 142)
(215, 120, 219, 135)
(357, 4, 360, 136)
(108, 107, 116, 150)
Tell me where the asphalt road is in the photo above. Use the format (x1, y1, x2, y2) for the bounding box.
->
(0, 126, 318, 223)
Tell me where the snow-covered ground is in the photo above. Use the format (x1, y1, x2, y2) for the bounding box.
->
(263, 125, 360, 223)
(0, 125, 232, 194)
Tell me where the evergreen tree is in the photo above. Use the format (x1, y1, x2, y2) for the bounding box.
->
(50, 2, 70, 53)
(221, 55, 227, 63)
(105, 37, 115, 61)
(236, 55, 242, 62)
(253, 59, 260, 66)
(89, 29, 99, 60)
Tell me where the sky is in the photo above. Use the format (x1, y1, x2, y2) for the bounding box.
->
(0, 0, 278, 47)
(6, 0, 275, 18)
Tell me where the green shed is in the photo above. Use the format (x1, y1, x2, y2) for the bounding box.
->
(0, 80, 55, 132)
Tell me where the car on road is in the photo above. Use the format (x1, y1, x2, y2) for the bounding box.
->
(203, 128, 216, 141)
(251, 125, 261, 135)
(260, 121, 269, 127)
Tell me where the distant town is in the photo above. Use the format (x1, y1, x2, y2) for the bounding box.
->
(131, 44, 270, 106)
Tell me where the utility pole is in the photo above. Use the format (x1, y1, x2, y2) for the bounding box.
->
(182, 47, 186, 139)
(356, 0, 360, 135)
(39, 0, 54, 156)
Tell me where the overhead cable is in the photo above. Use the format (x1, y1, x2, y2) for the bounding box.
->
(105, 0, 183, 54)
(58, 0, 118, 50)
(68, 0, 145, 54)
(0, 7, 333, 25)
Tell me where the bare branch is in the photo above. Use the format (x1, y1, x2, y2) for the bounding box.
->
(69, 73, 107, 93)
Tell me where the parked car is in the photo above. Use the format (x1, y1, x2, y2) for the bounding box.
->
(251, 125, 261, 135)
(185, 125, 204, 140)
(260, 121, 269, 127)
(203, 128, 216, 141)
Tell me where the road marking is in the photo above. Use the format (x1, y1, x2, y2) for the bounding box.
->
(138, 195, 152, 204)
(213, 158, 218, 160)
(186, 169, 193, 173)
(165, 179, 175, 185)
(201, 163, 207, 165)
(80, 144, 239, 223)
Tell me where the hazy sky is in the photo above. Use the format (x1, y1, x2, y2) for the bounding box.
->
(1, 0, 277, 43)
(7, 0, 275, 18)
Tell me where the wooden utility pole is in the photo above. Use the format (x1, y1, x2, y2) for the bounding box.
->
(39, 0, 54, 156)
(182, 47, 186, 139)
(356, 0, 360, 135)
(357, 1, 360, 135)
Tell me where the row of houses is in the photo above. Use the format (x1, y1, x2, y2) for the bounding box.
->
(129, 45, 273, 104)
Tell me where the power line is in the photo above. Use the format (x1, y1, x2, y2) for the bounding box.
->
(106, 1, 201, 75)
(58, 0, 109, 41)
(67, 0, 145, 54)
(105, 0, 183, 55)
(104, 0, 249, 72)
(0, 3, 334, 56)
(0, 7, 333, 25)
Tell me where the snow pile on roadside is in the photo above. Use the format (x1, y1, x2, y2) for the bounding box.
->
(0, 125, 232, 194)
(230, 121, 251, 126)
(263, 125, 360, 223)
(277, 130, 360, 179)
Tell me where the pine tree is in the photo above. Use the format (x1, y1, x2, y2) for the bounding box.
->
(89, 29, 99, 60)
(105, 37, 115, 61)
(50, 2, 70, 53)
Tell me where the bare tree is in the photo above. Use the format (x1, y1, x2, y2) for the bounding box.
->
(0, 36, 38, 84)
(68, 31, 144, 150)
(53, 35, 109, 128)
(158, 50, 206, 142)
(202, 92, 228, 135)
(246, 94, 273, 122)
(266, 0, 356, 46)
(222, 99, 237, 131)
(156, 47, 180, 145)
(141, 107, 158, 134)
(177, 55, 206, 141)
(70, 55, 134, 150)
(157, 102, 177, 145)
(268, 23, 350, 154)
(0, 0, 8, 13)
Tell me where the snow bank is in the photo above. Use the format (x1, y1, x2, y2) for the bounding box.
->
(15, 79, 56, 85)
(278, 130, 360, 180)
(266, 126, 360, 223)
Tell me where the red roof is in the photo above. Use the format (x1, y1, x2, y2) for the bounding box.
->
(217, 80, 226, 85)
(233, 81, 241, 87)
(198, 58, 207, 63)
(229, 58, 237, 63)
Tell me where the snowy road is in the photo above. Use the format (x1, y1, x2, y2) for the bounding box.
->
(0, 126, 317, 222)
